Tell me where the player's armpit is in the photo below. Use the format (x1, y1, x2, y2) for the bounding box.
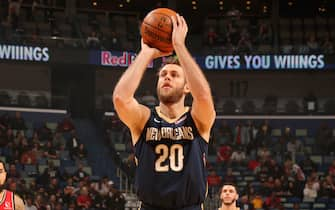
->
(14, 194, 25, 210)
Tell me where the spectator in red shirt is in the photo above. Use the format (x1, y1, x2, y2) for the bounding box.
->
(76, 186, 92, 209)
(264, 192, 282, 210)
(217, 144, 232, 163)
(207, 170, 222, 197)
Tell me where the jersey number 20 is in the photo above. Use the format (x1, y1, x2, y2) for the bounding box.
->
(155, 144, 184, 172)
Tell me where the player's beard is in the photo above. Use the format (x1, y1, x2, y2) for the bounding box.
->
(157, 86, 184, 105)
(223, 198, 236, 206)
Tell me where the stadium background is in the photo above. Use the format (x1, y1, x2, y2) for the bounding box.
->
(0, 0, 335, 209)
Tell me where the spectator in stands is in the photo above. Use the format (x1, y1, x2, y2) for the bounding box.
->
(299, 156, 317, 176)
(73, 163, 89, 182)
(286, 138, 303, 162)
(223, 168, 236, 183)
(106, 188, 126, 210)
(256, 22, 272, 45)
(11, 111, 26, 130)
(251, 194, 263, 209)
(91, 176, 110, 196)
(230, 146, 246, 165)
(43, 141, 58, 159)
(7, 163, 21, 181)
(257, 146, 271, 162)
(319, 175, 335, 198)
(38, 123, 53, 142)
(248, 157, 261, 173)
(206, 26, 218, 46)
(58, 117, 75, 133)
(264, 192, 282, 210)
(280, 126, 294, 148)
(316, 122, 333, 155)
(63, 177, 76, 204)
(239, 195, 254, 210)
(321, 35, 334, 54)
(217, 143, 232, 165)
(87, 30, 100, 49)
(207, 170, 222, 197)
(303, 91, 318, 114)
(25, 196, 38, 210)
(67, 129, 80, 160)
(306, 34, 320, 53)
(329, 160, 335, 177)
(303, 177, 319, 201)
(110, 31, 121, 50)
(237, 30, 252, 53)
(7, 0, 23, 30)
(73, 143, 88, 161)
(256, 121, 272, 148)
(76, 186, 92, 209)
(216, 120, 234, 145)
(20, 147, 37, 165)
(52, 131, 66, 150)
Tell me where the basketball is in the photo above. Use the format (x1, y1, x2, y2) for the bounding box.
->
(141, 8, 177, 53)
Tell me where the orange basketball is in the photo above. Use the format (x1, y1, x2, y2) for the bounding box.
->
(141, 8, 177, 53)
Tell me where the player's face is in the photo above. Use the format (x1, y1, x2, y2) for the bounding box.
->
(0, 163, 7, 190)
(220, 185, 238, 206)
(157, 64, 189, 104)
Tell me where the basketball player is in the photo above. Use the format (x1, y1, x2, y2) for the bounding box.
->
(113, 14, 216, 210)
(0, 160, 25, 210)
(219, 183, 240, 210)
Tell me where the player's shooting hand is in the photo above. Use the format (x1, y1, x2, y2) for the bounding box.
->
(171, 13, 188, 48)
(141, 39, 172, 59)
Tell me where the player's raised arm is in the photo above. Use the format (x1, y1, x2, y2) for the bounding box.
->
(171, 14, 216, 142)
(113, 41, 170, 144)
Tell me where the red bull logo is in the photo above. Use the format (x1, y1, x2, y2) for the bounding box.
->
(101, 51, 153, 68)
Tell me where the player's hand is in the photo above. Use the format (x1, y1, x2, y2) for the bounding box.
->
(141, 39, 172, 59)
(171, 13, 188, 48)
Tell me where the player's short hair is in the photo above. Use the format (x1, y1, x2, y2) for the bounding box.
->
(221, 182, 238, 193)
(158, 55, 180, 73)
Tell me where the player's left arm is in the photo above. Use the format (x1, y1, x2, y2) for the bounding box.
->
(172, 14, 216, 142)
(14, 194, 25, 210)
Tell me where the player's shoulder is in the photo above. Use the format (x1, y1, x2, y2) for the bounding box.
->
(13, 193, 25, 210)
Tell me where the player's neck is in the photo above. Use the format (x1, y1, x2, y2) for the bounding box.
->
(157, 102, 187, 119)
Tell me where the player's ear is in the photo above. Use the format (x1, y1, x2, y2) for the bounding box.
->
(184, 83, 190, 93)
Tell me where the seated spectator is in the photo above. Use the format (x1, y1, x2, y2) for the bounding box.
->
(306, 34, 319, 53)
(73, 163, 89, 182)
(251, 194, 263, 209)
(206, 26, 218, 46)
(73, 143, 88, 160)
(223, 167, 236, 183)
(207, 170, 222, 197)
(256, 22, 272, 44)
(57, 117, 75, 132)
(303, 177, 319, 201)
(38, 123, 52, 142)
(20, 147, 37, 165)
(286, 138, 303, 161)
(110, 31, 121, 50)
(329, 160, 335, 177)
(52, 131, 66, 150)
(264, 192, 282, 210)
(237, 31, 252, 53)
(230, 147, 246, 165)
(86, 31, 100, 49)
(322, 35, 334, 54)
(67, 129, 80, 159)
(217, 143, 232, 164)
(76, 186, 92, 209)
(11, 111, 26, 130)
(239, 195, 254, 210)
(43, 141, 58, 159)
